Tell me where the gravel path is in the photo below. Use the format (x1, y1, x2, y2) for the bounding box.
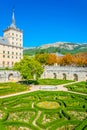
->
(0, 81, 86, 99)
(32, 111, 42, 130)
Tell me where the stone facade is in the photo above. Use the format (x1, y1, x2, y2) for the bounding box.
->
(41, 65, 87, 81)
(0, 10, 23, 68)
(0, 70, 21, 82)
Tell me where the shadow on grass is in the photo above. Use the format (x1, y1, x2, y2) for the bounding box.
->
(18, 80, 39, 85)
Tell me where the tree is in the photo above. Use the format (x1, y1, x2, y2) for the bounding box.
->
(47, 54, 58, 65)
(35, 53, 48, 65)
(59, 54, 73, 66)
(73, 55, 86, 67)
(13, 56, 43, 81)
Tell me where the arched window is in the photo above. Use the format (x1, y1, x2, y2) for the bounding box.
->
(53, 73, 57, 79)
(8, 73, 13, 81)
(63, 73, 66, 80)
(73, 74, 78, 81)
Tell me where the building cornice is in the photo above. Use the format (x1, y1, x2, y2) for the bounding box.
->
(4, 27, 23, 33)
(0, 42, 23, 49)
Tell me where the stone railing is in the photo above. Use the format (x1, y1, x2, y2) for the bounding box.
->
(44, 65, 87, 72)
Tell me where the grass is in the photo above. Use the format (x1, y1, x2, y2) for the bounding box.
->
(0, 91, 87, 130)
(0, 79, 74, 96)
(0, 82, 30, 96)
(27, 78, 74, 85)
(65, 81, 87, 94)
(37, 101, 60, 109)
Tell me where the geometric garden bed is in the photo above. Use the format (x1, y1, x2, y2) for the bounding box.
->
(0, 91, 87, 130)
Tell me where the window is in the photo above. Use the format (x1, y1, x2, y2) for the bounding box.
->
(12, 42, 14, 44)
(8, 51, 9, 54)
(16, 52, 18, 55)
(3, 55, 5, 58)
(12, 56, 14, 58)
(7, 62, 9, 65)
(12, 52, 14, 55)
(12, 33, 14, 35)
(3, 51, 5, 53)
(16, 34, 18, 37)
(8, 56, 10, 58)
(12, 62, 14, 65)
(12, 37, 14, 40)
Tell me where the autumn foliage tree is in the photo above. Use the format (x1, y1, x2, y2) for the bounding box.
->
(73, 53, 87, 66)
(59, 54, 73, 66)
(47, 54, 58, 65)
(35, 52, 87, 67)
(57, 53, 87, 66)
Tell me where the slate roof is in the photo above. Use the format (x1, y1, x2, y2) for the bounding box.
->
(0, 37, 9, 44)
(4, 10, 22, 33)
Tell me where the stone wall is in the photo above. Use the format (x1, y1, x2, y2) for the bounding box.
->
(0, 66, 87, 82)
(0, 70, 21, 82)
(41, 66, 87, 81)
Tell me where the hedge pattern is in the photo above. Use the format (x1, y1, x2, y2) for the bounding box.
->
(0, 91, 87, 130)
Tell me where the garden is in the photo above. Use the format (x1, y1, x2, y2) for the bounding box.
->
(0, 79, 73, 96)
(0, 82, 29, 96)
(21, 78, 74, 85)
(0, 91, 87, 130)
(65, 81, 87, 94)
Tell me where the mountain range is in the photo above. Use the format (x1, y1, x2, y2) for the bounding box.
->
(23, 42, 87, 56)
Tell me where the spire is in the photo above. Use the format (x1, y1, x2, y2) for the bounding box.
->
(12, 9, 15, 25)
(10, 9, 16, 28)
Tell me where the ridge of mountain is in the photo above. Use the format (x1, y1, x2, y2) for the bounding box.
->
(23, 42, 87, 55)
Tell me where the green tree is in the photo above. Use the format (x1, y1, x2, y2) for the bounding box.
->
(35, 53, 48, 65)
(13, 56, 43, 80)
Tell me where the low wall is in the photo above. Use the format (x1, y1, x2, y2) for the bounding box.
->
(41, 66, 87, 81)
(0, 70, 21, 82)
(0, 66, 87, 82)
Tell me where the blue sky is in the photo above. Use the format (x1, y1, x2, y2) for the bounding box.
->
(0, 0, 87, 47)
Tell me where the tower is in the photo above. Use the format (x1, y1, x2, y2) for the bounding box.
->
(4, 10, 23, 47)
(0, 10, 23, 67)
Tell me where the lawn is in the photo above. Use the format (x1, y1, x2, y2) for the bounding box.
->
(37, 101, 60, 109)
(0, 79, 74, 96)
(0, 91, 87, 130)
(0, 82, 29, 96)
(65, 81, 87, 94)
(27, 78, 74, 85)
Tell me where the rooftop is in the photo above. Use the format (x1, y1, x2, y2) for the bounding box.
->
(0, 37, 8, 44)
(4, 10, 22, 33)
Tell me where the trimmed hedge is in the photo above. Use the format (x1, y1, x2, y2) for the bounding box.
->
(75, 118, 87, 130)
(0, 91, 87, 129)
